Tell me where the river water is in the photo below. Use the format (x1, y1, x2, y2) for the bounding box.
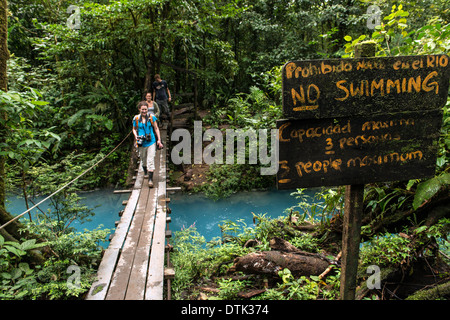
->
(169, 189, 315, 242)
(6, 189, 130, 243)
(6, 188, 315, 245)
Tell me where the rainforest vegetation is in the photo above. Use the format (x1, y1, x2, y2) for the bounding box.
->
(0, 0, 449, 300)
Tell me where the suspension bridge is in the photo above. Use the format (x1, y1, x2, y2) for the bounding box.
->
(0, 82, 196, 300)
(86, 127, 175, 300)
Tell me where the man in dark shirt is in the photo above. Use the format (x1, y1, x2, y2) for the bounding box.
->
(152, 74, 171, 120)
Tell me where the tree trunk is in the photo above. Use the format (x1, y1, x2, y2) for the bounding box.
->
(233, 237, 331, 277)
(0, 0, 8, 92)
(0, 1, 42, 255)
(143, 61, 154, 96)
(0, 0, 14, 238)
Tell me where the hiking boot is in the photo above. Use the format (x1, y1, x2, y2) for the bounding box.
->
(143, 166, 148, 178)
(148, 171, 154, 188)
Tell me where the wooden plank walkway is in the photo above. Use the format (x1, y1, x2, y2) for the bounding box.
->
(86, 129, 169, 300)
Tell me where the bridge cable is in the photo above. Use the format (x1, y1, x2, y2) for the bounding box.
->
(0, 130, 132, 231)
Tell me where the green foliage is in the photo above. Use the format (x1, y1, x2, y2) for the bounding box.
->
(30, 259, 93, 300)
(218, 218, 254, 245)
(18, 152, 110, 234)
(0, 220, 110, 300)
(216, 277, 251, 300)
(413, 22, 450, 54)
(29, 151, 102, 190)
(360, 233, 412, 268)
(222, 86, 282, 129)
(25, 222, 109, 300)
(170, 226, 253, 299)
(197, 164, 273, 200)
(0, 87, 60, 165)
(289, 233, 320, 253)
(0, 234, 47, 299)
(423, 218, 450, 242)
(25, 220, 109, 261)
(171, 208, 337, 300)
(197, 67, 283, 199)
(371, 4, 411, 56)
(2, 144, 111, 300)
(366, 186, 411, 216)
(170, 227, 206, 299)
(287, 187, 344, 225)
(254, 267, 340, 300)
(278, 268, 320, 300)
(412, 218, 450, 260)
(361, 217, 450, 272)
(343, 2, 450, 58)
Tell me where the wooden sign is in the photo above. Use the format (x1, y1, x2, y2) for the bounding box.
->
(277, 110, 443, 189)
(282, 54, 450, 119)
(277, 54, 450, 189)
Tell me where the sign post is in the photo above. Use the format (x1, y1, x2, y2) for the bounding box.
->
(277, 43, 450, 299)
(340, 42, 374, 301)
(340, 183, 364, 299)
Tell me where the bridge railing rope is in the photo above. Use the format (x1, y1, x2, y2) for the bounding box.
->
(0, 130, 132, 231)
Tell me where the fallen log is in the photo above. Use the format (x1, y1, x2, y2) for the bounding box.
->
(199, 286, 219, 294)
(238, 288, 266, 299)
(405, 279, 450, 300)
(233, 250, 330, 277)
(233, 238, 330, 277)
